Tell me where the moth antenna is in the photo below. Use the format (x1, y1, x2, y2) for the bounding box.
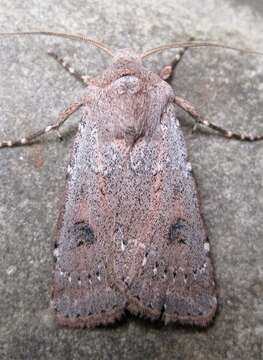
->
(141, 41, 263, 59)
(0, 31, 113, 57)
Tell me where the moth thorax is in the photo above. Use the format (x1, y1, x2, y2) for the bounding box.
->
(114, 75, 141, 95)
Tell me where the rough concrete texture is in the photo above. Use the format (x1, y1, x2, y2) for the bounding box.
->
(0, 0, 262, 359)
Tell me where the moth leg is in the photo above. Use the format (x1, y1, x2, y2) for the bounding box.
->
(47, 51, 89, 85)
(159, 39, 194, 81)
(174, 95, 263, 141)
(0, 101, 83, 148)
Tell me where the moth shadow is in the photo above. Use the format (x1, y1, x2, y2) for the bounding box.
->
(132, 316, 217, 333)
(102, 309, 218, 333)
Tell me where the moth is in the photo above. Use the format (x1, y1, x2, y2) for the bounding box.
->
(1, 31, 262, 328)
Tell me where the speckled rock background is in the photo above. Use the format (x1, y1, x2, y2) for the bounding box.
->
(0, 1, 263, 359)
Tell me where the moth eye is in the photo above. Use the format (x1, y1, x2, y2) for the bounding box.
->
(71, 223, 96, 246)
(168, 219, 188, 244)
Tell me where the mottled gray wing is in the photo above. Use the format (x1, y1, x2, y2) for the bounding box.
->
(106, 102, 217, 326)
(52, 113, 127, 328)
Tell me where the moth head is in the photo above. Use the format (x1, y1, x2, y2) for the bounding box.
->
(112, 49, 142, 66)
(106, 49, 145, 90)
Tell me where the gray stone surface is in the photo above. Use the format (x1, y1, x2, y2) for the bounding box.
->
(0, 0, 263, 359)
